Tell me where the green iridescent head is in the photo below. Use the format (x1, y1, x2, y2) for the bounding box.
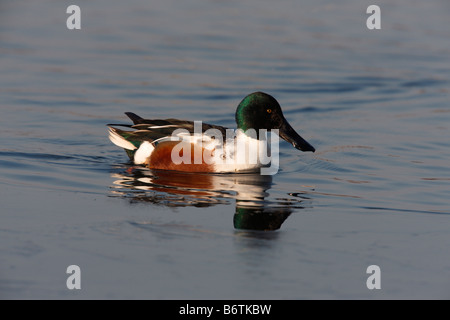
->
(235, 92, 315, 152)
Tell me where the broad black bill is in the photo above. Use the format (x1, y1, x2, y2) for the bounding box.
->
(278, 119, 315, 152)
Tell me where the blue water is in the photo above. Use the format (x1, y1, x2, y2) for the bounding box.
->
(1, 0, 450, 299)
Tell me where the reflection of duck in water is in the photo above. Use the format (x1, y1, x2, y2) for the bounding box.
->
(110, 168, 308, 231)
(108, 92, 315, 175)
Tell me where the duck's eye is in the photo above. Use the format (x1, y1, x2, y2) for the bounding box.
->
(267, 108, 272, 114)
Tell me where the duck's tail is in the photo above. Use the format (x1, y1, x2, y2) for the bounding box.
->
(107, 125, 156, 164)
(108, 126, 137, 151)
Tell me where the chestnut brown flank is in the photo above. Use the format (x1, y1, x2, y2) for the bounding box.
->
(147, 141, 214, 172)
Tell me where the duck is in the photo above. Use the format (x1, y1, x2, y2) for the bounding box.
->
(108, 91, 315, 173)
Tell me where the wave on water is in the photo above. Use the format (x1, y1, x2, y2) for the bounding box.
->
(0, 150, 113, 194)
(109, 165, 313, 230)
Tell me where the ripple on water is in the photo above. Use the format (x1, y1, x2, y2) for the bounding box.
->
(108, 165, 313, 231)
(0, 150, 112, 193)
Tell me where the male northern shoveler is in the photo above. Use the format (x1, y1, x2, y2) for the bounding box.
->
(108, 92, 315, 173)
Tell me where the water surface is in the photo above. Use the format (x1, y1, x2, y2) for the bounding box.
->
(1, 0, 450, 299)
